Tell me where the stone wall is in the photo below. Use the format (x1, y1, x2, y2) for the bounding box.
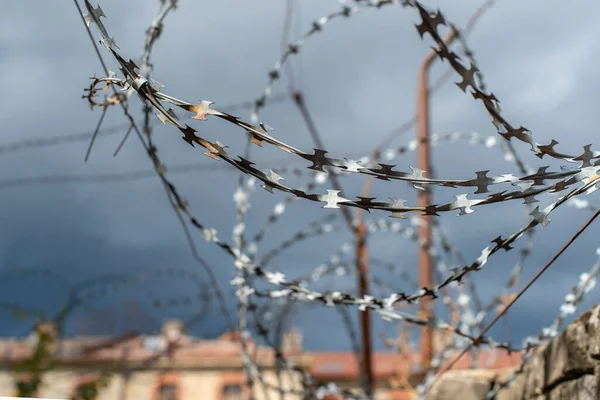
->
(427, 303, 600, 400)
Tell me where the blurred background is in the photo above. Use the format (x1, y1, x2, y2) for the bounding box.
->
(0, 0, 599, 398)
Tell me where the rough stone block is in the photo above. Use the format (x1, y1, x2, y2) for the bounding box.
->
(425, 370, 497, 400)
(547, 310, 597, 386)
(495, 371, 525, 400)
(587, 306, 600, 361)
(431, 304, 600, 400)
(522, 342, 549, 399)
(547, 374, 598, 400)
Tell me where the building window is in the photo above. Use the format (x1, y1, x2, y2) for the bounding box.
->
(73, 381, 99, 400)
(72, 374, 101, 400)
(157, 383, 178, 400)
(221, 384, 243, 400)
(154, 373, 180, 400)
(218, 373, 249, 400)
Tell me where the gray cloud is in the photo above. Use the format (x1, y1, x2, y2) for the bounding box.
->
(0, 0, 599, 352)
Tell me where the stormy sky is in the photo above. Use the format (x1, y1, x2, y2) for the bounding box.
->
(0, 0, 599, 354)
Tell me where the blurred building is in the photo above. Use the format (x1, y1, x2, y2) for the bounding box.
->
(0, 320, 522, 399)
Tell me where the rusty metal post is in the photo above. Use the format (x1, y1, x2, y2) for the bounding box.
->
(416, 29, 458, 371)
(356, 221, 374, 396)
(294, 91, 374, 393)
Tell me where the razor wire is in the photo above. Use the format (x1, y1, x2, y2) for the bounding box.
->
(64, 0, 600, 398)
(76, 0, 600, 351)
(80, 0, 600, 220)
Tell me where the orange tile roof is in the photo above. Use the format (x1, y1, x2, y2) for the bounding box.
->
(0, 334, 269, 364)
(0, 327, 522, 383)
(308, 349, 522, 381)
(439, 349, 523, 371)
(309, 352, 418, 381)
(387, 389, 417, 400)
(0, 330, 319, 370)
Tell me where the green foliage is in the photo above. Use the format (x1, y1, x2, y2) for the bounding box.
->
(14, 323, 55, 397)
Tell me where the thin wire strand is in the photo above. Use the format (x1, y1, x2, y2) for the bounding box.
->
(72, 0, 234, 329)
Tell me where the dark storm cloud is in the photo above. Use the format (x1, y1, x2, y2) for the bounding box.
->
(0, 0, 599, 351)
